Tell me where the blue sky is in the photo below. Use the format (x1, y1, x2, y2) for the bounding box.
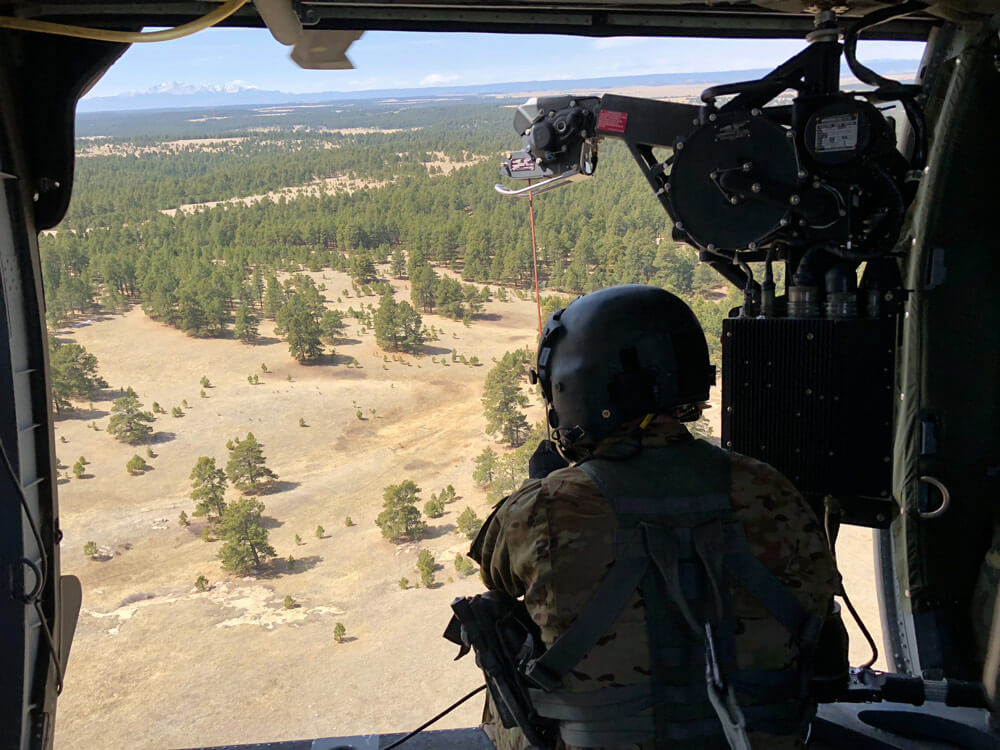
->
(87, 29, 925, 96)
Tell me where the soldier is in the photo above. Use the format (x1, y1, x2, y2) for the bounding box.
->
(468, 285, 840, 749)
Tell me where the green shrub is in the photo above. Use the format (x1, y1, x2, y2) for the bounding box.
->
(126, 454, 148, 475)
(195, 575, 209, 592)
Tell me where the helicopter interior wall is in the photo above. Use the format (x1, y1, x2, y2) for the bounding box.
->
(888, 25, 1000, 680)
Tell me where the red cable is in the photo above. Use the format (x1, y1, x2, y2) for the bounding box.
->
(528, 187, 542, 337)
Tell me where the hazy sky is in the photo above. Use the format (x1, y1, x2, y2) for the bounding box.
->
(87, 28, 925, 96)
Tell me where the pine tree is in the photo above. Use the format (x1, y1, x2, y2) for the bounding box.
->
(390, 247, 406, 278)
(457, 507, 483, 539)
(234, 303, 260, 343)
(107, 387, 154, 444)
(48, 337, 107, 414)
(225, 432, 277, 493)
(482, 351, 531, 446)
(275, 292, 323, 362)
(375, 480, 426, 542)
(417, 549, 436, 587)
(423, 495, 445, 518)
(126, 454, 149, 475)
(217, 497, 276, 574)
(189, 456, 228, 518)
(373, 293, 425, 353)
(473, 446, 499, 487)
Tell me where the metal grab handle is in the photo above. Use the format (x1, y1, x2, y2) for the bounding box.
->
(494, 169, 580, 198)
(918, 475, 950, 520)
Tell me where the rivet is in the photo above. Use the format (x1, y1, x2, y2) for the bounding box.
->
(806, 332, 814, 340)
(708, 113, 718, 122)
(790, 194, 801, 205)
(601, 409, 611, 418)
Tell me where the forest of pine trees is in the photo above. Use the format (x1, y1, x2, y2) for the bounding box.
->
(43, 99, 739, 367)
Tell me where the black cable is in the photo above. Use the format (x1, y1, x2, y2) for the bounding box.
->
(0, 438, 49, 592)
(843, 1, 929, 91)
(824, 500, 879, 670)
(842, 585, 880, 670)
(383, 684, 487, 749)
(0, 439, 65, 692)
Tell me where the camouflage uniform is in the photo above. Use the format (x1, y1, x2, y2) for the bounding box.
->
(471, 419, 839, 750)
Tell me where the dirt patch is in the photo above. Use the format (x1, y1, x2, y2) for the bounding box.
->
(160, 174, 392, 216)
(77, 137, 247, 158)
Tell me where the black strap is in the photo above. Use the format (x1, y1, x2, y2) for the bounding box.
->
(524, 555, 648, 691)
(722, 523, 822, 645)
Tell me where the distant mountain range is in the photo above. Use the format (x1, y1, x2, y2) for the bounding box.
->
(78, 59, 919, 113)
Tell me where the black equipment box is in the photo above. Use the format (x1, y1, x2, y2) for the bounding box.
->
(721, 317, 897, 528)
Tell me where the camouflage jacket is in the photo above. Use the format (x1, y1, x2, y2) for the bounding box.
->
(472, 421, 839, 750)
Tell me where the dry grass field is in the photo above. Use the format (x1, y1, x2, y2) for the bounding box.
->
(52, 270, 883, 749)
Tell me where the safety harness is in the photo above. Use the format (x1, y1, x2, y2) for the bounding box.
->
(448, 438, 824, 748)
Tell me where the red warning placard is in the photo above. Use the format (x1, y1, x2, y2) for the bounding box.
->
(597, 109, 629, 134)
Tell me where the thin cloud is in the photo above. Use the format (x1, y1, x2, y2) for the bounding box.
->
(419, 73, 461, 86)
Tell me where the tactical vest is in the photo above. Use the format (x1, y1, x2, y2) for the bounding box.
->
(520, 439, 824, 749)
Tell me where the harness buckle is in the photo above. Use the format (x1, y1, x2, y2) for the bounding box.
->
(523, 658, 562, 692)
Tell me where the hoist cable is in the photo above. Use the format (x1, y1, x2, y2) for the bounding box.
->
(0, 0, 247, 43)
(528, 184, 543, 338)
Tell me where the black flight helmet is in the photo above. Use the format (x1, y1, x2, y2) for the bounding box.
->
(532, 285, 714, 451)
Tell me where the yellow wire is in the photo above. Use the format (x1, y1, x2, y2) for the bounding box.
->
(0, 0, 247, 43)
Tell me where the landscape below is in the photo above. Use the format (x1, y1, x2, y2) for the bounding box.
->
(46, 95, 881, 748)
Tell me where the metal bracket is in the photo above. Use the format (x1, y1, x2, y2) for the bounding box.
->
(494, 169, 581, 198)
